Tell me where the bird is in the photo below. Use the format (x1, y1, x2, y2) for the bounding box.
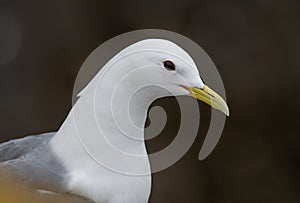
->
(0, 39, 229, 203)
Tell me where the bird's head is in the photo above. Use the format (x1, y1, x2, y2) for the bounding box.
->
(115, 39, 229, 116)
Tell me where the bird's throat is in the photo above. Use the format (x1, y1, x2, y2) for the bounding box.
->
(50, 76, 153, 176)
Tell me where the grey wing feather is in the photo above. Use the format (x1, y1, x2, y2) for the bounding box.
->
(0, 132, 55, 162)
(0, 132, 69, 192)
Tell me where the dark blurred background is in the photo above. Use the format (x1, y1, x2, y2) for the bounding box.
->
(0, 0, 299, 202)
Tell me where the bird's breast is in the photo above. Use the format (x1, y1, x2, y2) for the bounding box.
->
(67, 165, 151, 203)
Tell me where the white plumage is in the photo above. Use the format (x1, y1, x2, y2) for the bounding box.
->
(0, 39, 228, 203)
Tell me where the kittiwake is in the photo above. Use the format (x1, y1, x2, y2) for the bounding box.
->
(0, 39, 229, 203)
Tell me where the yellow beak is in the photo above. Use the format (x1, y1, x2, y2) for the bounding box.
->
(189, 85, 230, 116)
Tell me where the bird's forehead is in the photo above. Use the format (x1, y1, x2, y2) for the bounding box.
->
(121, 39, 196, 66)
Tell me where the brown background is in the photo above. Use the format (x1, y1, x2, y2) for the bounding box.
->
(0, 0, 299, 202)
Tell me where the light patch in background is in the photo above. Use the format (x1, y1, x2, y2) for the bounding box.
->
(0, 173, 90, 203)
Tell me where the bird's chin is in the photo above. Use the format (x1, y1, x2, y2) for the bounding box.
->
(178, 84, 192, 96)
(160, 84, 190, 97)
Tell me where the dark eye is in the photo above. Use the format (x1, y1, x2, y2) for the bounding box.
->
(163, 60, 176, 71)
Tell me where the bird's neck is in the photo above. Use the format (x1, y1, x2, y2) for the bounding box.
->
(50, 74, 155, 176)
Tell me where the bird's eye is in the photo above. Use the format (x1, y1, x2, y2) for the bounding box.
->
(163, 60, 176, 71)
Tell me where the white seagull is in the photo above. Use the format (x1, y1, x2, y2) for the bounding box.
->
(0, 39, 229, 203)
